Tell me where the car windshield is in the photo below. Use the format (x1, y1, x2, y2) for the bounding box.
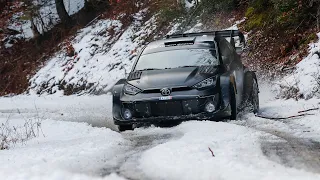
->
(134, 49, 218, 71)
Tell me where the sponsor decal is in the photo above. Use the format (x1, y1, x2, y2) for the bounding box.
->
(159, 96, 172, 100)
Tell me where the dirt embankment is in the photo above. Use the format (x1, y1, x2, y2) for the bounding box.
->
(2, 0, 320, 96)
(0, 0, 175, 96)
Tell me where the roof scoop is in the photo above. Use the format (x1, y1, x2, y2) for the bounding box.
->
(164, 37, 196, 47)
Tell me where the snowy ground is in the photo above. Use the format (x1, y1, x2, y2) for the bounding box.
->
(29, 9, 159, 95)
(3, 6, 320, 178)
(2, 83, 320, 180)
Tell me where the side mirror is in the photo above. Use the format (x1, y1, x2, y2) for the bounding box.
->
(221, 55, 228, 62)
(235, 47, 243, 55)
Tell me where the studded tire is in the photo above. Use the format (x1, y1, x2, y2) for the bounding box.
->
(243, 72, 259, 114)
(229, 83, 237, 120)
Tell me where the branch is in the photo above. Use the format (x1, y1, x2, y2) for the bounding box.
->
(85, 14, 102, 28)
(255, 113, 314, 120)
(208, 147, 215, 157)
(256, 107, 319, 120)
(298, 108, 319, 113)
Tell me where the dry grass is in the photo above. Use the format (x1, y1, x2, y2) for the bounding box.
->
(0, 108, 44, 150)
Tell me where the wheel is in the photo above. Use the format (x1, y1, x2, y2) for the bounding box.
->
(229, 83, 237, 120)
(118, 125, 133, 132)
(243, 72, 259, 113)
(252, 78, 260, 113)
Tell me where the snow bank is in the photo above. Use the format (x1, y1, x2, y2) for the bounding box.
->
(275, 33, 320, 99)
(238, 95, 320, 139)
(29, 9, 159, 95)
(0, 93, 130, 179)
(0, 94, 116, 129)
(0, 118, 129, 180)
(139, 121, 320, 180)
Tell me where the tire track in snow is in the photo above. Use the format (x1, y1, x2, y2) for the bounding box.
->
(236, 82, 320, 174)
(237, 114, 320, 174)
(100, 128, 183, 180)
(260, 128, 320, 174)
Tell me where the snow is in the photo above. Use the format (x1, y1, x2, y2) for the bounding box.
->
(7, 13, 34, 39)
(276, 33, 320, 99)
(34, 0, 60, 34)
(4, 12, 34, 48)
(3, 0, 85, 48)
(0, 94, 129, 179)
(166, 22, 182, 35)
(0, 120, 128, 180)
(64, 0, 85, 15)
(225, 18, 246, 30)
(29, 10, 159, 95)
(0, 94, 117, 129)
(184, 0, 197, 9)
(2, 87, 320, 179)
(139, 120, 320, 180)
(184, 22, 203, 33)
(4, 7, 320, 179)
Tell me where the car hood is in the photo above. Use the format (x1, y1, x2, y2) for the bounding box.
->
(127, 66, 219, 90)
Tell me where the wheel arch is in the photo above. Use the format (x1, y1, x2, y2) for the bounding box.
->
(112, 79, 126, 120)
(219, 74, 236, 109)
(244, 70, 259, 92)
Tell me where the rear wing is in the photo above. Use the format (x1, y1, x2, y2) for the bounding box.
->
(165, 30, 246, 53)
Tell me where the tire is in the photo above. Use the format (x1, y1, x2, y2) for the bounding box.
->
(243, 72, 259, 114)
(229, 83, 237, 120)
(118, 125, 133, 132)
(252, 79, 260, 114)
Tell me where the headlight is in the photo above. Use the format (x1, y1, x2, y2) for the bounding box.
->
(193, 77, 216, 89)
(124, 83, 142, 95)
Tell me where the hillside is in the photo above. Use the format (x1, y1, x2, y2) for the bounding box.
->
(1, 0, 320, 98)
(3, 1, 320, 180)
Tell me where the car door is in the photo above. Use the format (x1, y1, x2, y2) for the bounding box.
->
(219, 38, 244, 107)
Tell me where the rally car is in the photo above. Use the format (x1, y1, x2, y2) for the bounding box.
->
(112, 30, 259, 131)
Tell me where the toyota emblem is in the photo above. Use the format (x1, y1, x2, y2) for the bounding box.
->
(160, 88, 171, 96)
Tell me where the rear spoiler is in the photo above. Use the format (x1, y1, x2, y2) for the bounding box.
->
(165, 30, 246, 51)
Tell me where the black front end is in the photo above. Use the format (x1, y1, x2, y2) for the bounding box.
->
(113, 85, 232, 125)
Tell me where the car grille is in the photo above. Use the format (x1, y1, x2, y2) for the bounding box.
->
(130, 99, 209, 118)
(150, 101, 183, 117)
(142, 87, 193, 94)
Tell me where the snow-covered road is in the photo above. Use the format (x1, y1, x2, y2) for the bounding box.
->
(1, 84, 320, 180)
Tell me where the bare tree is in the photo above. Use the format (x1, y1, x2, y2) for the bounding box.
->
(55, 0, 71, 24)
(309, 0, 320, 30)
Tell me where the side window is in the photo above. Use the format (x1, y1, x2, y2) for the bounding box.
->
(220, 39, 234, 65)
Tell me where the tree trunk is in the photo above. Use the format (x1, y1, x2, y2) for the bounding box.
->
(55, 0, 71, 24)
(31, 19, 41, 38)
(0, 0, 8, 11)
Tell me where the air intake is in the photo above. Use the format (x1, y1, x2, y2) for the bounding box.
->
(198, 66, 217, 74)
(127, 71, 142, 80)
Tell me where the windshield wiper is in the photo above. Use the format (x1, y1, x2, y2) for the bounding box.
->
(177, 65, 198, 68)
(139, 68, 161, 71)
(164, 66, 200, 70)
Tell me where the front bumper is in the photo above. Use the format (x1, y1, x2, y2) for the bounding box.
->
(113, 93, 231, 125)
(114, 105, 231, 125)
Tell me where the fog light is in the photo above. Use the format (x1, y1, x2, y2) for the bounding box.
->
(123, 109, 132, 120)
(205, 102, 216, 113)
